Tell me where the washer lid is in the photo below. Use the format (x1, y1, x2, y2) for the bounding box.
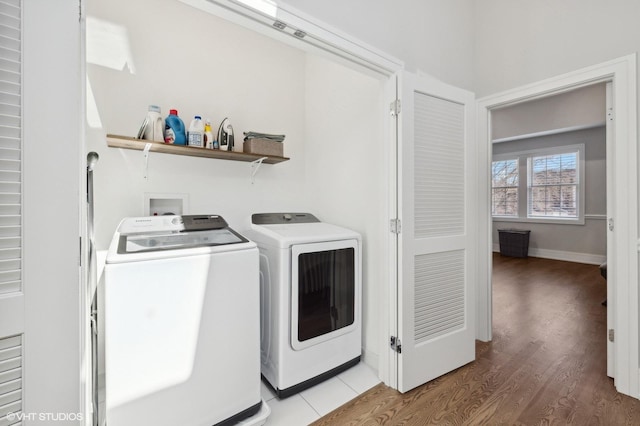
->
(118, 228, 247, 255)
(107, 215, 254, 263)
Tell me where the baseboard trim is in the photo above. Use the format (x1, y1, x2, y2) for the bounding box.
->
(492, 244, 605, 265)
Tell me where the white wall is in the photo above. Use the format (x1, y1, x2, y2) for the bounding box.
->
(87, 0, 309, 249)
(474, 0, 640, 97)
(492, 127, 607, 263)
(87, 0, 386, 366)
(303, 54, 385, 366)
(492, 83, 606, 140)
(282, 0, 476, 91)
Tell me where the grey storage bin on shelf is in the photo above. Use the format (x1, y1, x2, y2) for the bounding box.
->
(498, 229, 531, 258)
(243, 138, 283, 157)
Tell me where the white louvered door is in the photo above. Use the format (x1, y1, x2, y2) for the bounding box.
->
(397, 72, 476, 392)
(0, 0, 23, 422)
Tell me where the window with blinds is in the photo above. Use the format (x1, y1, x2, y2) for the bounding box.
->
(0, 0, 21, 297)
(528, 151, 579, 218)
(491, 144, 584, 224)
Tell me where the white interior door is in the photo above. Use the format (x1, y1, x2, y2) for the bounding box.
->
(397, 72, 476, 392)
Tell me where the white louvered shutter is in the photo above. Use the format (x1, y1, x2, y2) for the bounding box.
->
(0, 0, 20, 297)
(0, 1, 22, 424)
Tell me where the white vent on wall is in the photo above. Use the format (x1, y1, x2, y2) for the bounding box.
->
(414, 251, 465, 344)
(414, 92, 465, 238)
(0, 334, 22, 423)
(0, 0, 21, 297)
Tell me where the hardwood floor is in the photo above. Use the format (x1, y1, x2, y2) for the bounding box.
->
(312, 254, 640, 425)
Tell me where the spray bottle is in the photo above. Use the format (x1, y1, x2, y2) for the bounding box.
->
(204, 120, 214, 149)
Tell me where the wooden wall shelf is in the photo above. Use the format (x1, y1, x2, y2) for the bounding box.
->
(106, 134, 289, 164)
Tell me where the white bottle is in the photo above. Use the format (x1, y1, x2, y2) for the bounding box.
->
(143, 105, 165, 142)
(188, 116, 205, 148)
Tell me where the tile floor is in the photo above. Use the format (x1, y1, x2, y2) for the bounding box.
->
(98, 362, 379, 426)
(260, 362, 380, 425)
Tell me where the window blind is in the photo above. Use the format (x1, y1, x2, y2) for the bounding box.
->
(0, 0, 21, 297)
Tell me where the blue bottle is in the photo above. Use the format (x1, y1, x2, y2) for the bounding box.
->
(164, 109, 187, 145)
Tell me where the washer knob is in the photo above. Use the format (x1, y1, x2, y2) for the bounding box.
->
(283, 213, 293, 221)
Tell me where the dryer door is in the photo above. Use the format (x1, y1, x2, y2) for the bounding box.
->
(291, 239, 360, 351)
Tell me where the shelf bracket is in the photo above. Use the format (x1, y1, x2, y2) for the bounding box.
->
(143, 142, 152, 179)
(250, 157, 268, 184)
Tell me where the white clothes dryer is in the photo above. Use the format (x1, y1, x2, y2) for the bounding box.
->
(104, 215, 268, 426)
(245, 213, 362, 398)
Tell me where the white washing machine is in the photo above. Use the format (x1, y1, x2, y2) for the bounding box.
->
(104, 215, 269, 426)
(244, 213, 362, 398)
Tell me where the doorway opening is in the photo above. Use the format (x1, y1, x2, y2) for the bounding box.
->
(489, 82, 610, 387)
(477, 55, 638, 398)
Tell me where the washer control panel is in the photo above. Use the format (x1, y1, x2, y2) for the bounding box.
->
(118, 214, 227, 234)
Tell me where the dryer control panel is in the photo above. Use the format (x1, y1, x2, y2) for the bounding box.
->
(252, 212, 319, 225)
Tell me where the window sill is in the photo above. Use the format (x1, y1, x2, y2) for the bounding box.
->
(492, 216, 585, 226)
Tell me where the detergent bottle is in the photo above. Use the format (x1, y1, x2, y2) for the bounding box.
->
(142, 105, 165, 142)
(164, 109, 187, 145)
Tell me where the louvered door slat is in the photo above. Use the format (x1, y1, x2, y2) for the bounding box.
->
(0, 400, 20, 420)
(0, 195, 18, 205)
(0, 160, 20, 171)
(0, 389, 19, 409)
(0, 125, 19, 139)
(0, 183, 18, 195)
(0, 139, 18, 151)
(0, 271, 20, 283)
(0, 237, 19, 249)
(0, 216, 19, 227)
(0, 377, 18, 396)
(0, 104, 19, 119)
(0, 227, 19, 238)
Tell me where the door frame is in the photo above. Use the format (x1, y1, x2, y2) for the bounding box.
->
(476, 54, 638, 398)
